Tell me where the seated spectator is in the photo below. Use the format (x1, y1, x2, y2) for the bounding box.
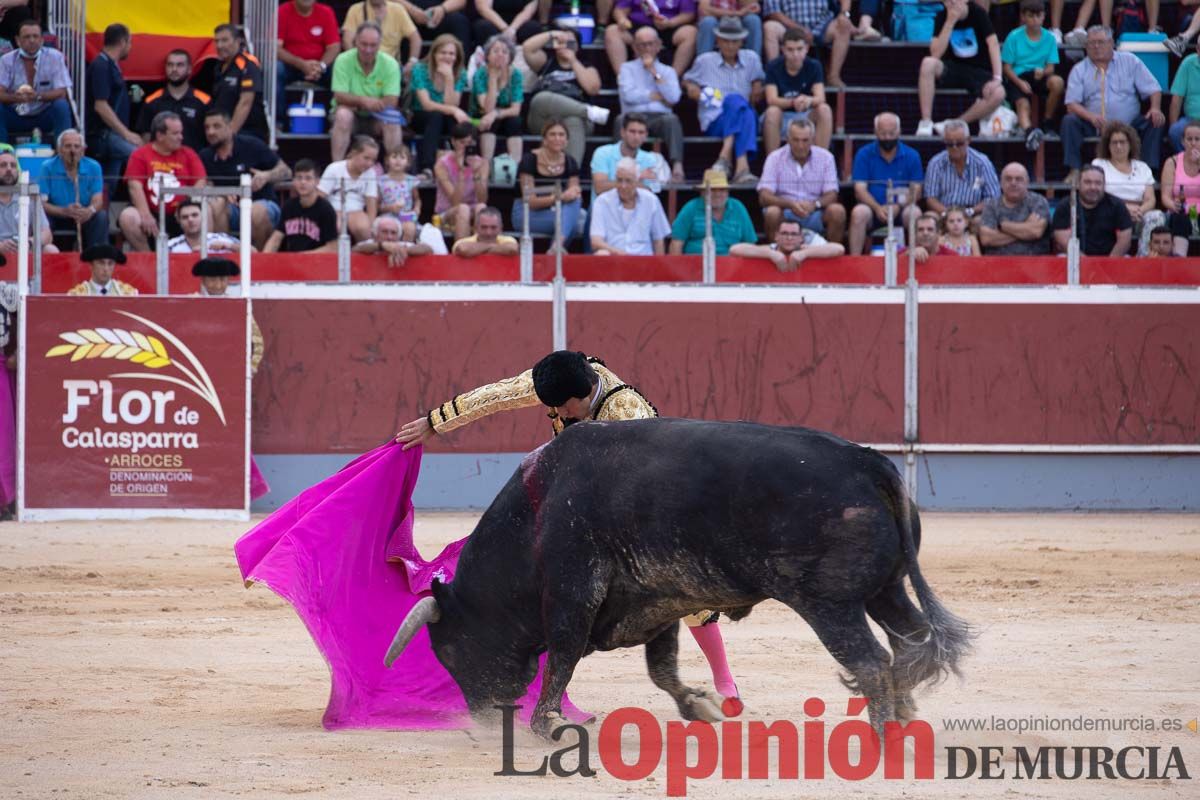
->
(0, 20, 73, 144)
(86, 24, 140, 192)
(848, 112, 923, 255)
(276, 0, 340, 127)
(523, 30, 608, 168)
(470, 35, 524, 165)
(939, 206, 980, 255)
(590, 113, 671, 203)
(763, 29, 830, 154)
(0, 145, 55, 253)
(1169, 37, 1200, 153)
(697, 0, 763, 56)
(900, 212, 960, 262)
(668, 169, 757, 254)
(394, 0, 473, 52)
(119, 111, 208, 252)
(378, 145, 421, 241)
(762, 0, 851, 87)
(38, 129, 107, 249)
(1159, 120, 1200, 256)
(435, 122, 489, 241)
(200, 109, 291, 250)
(211, 24, 269, 142)
(729, 216, 843, 269)
(452, 205, 519, 256)
(514, 119, 583, 251)
(923, 119, 1000, 225)
(474, 0, 543, 45)
(264, 159, 338, 253)
(590, 157, 671, 255)
(1052, 164, 1133, 256)
(319, 135, 380, 243)
(67, 245, 135, 296)
(758, 117, 845, 242)
(616, 28, 685, 183)
(410, 34, 470, 177)
(607, 0, 698, 77)
(136, 50, 210, 152)
(168, 200, 241, 254)
(1092, 121, 1165, 256)
(915, 0, 1004, 137)
(1146, 225, 1176, 257)
(1001, 0, 1063, 150)
(978, 162, 1050, 255)
(1058, 0, 1117, 48)
(331, 22, 403, 161)
(682, 17, 764, 184)
(1062, 25, 1164, 183)
(353, 214, 440, 266)
(342, 0, 423, 67)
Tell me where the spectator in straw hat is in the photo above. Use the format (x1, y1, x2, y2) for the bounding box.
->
(668, 168, 757, 254)
(67, 244, 138, 296)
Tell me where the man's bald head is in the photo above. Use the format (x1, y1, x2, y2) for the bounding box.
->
(1000, 162, 1029, 202)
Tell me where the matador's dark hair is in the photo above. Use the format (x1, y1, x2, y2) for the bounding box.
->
(532, 351, 597, 407)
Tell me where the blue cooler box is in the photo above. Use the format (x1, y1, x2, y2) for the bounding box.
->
(16, 143, 52, 179)
(1118, 32, 1169, 91)
(288, 103, 327, 134)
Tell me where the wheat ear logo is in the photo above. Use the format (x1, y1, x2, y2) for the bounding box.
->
(44, 310, 227, 424)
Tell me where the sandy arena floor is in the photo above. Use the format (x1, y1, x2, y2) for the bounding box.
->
(1, 512, 1197, 799)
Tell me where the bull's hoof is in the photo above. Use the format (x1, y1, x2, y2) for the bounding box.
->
(681, 690, 725, 723)
(531, 711, 573, 740)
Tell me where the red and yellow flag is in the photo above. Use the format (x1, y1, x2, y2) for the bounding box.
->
(86, 0, 229, 79)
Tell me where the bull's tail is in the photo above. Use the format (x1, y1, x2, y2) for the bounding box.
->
(885, 469, 974, 691)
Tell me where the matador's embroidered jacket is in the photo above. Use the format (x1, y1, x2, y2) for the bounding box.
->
(427, 357, 656, 436)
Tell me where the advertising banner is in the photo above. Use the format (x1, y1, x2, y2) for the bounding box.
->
(21, 296, 249, 519)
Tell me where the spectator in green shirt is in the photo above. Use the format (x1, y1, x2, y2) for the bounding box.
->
(1169, 38, 1200, 152)
(668, 169, 757, 255)
(331, 20, 403, 161)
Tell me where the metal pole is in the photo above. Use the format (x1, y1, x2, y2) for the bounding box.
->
(519, 186, 533, 282)
(906, 207, 917, 285)
(903, 224, 920, 498)
(701, 183, 715, 284)
(27, 179, 42, 295)
(1067, 186, 1080, 285)
(155, 176, 168, 294)
(553, 180, 563, 281)
(337, 178, 350, 283)
(17, 174, 29, 297)
(883, 179, 897, 287)
(199, 194, 210, 258)
(15, 174, 28, 519)
(239, 174, 253, 283)
(552, 274, 566, 350)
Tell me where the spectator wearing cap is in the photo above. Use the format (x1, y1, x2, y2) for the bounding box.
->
(67, 245, 136, 295)
(915, 0, 1004, 138)
(590, 157, 671, 255)
(668, 169, 757, 254)
(211, 24, 269, 141)
(617, 28, 685, 183)
(0, 20, 73, 144)
(0, 144, 56, 254)
(682, 16, 765, 185)
(1062, 25, 1164, 184)
(452, 205, 519, 257)
(848, 112, 923, 255)
(39, 129, 107, 250)
(697, 0, 763, 57)
(758, 116, 844, 242)
(86, 23, 141, 191)
(922, 119, 1000, 225)
(607, 0, 698, 78)
(762, 27, 830, 153)
(762, 0, 852, 87)
(729, 216, 844, 269)
(331, 21, 403, 162)
(276, 0, 340, 126)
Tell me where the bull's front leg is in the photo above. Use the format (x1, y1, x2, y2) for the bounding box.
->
(530, 611, 595, 740)
(645, 624, 724, 723)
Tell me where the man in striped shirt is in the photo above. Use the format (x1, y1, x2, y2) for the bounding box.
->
(921, 118, 1000, 226)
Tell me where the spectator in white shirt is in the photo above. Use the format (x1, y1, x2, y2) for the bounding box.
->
(590, 157, 671, 255)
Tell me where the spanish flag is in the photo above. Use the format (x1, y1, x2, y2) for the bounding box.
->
(85, 1, 229, 80)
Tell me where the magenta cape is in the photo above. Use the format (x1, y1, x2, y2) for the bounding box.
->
(233, 442, 564, 730)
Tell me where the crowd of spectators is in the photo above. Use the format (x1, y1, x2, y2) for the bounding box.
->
(4, 0, 1200, 263)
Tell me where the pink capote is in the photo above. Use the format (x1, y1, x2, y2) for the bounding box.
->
(234, 441, 574, 730)
(0, 367, 14, 505)
(249, 457, 270, 501)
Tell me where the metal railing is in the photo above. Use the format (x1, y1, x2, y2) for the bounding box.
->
(150, 175, 254, 292)
(243, 0, 280, 150)
(48, 0, 87, 141)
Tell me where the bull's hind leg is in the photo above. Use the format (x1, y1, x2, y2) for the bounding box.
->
(866, 581, 934, 722)
(645, 624, 724, 722)
(788, 599, 896, 735)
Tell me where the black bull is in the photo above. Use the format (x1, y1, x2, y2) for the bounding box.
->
(387, 418, 973, 737)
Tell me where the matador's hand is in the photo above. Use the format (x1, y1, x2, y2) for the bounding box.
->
(396, 416, 435, 449)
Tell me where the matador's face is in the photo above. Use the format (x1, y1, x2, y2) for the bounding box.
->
(553, 394, 593, 424)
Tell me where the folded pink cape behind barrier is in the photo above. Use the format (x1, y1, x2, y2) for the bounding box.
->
(233, 442, 559, 730)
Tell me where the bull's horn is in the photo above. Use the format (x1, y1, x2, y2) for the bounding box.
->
(384, 597, 441, 668)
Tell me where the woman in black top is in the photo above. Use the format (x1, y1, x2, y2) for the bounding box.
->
(521, 28, 608, 167)
(512, 118, 584, 250)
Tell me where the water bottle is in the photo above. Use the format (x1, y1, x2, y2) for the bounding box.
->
(31, 127, 40, 144)
(570, 0, 580, 15)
